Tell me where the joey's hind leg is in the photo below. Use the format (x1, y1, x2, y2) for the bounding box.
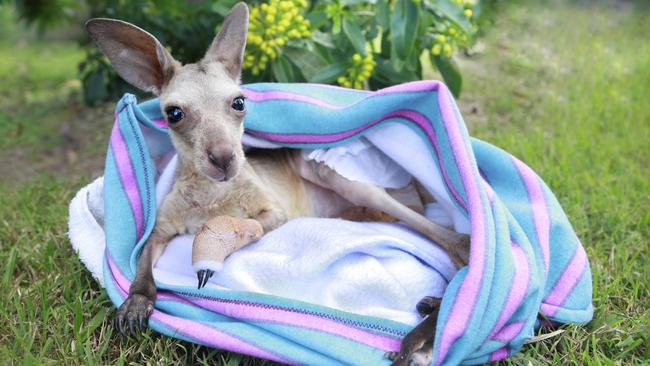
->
(297, 159, 470, 268)
(339, 181, 424, 222)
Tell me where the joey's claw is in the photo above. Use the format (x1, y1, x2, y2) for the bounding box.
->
(197, 271, 205, 289)
(128, 316, 136, 337)
(115, 314, 126, 336)
(197, 269, 215, 289)
(114, 294, 154, 337)
(137, 314, 146, 331)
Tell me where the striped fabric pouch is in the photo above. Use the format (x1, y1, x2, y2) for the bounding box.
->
(100, 80, 593, 365)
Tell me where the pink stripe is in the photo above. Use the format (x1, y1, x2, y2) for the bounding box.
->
(243, 80, 441, 109)
(107, 257, 399, 353)
(247, 109, 467, 210)
(110, 120, 144, 240)
(107, 255, 131, 293)
(106, 257, 290, 363)
(152, 118, 167, 128)
(488, 245, 530, 340)
(490, 347, 508, 362)
(512, 157, 550, 274)
(191, 298, 401, 352)
(541, 245, 587, 316)
(374, 81, 439, 94)
(435, 85, 487, 364)
(491, 321, 525, 342)
(151, 310, 289, 363)
(244, 88, 341, 109)
(276, 82, 373, 93)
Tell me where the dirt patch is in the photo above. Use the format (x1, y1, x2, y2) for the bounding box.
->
(1, 100, 114, 185)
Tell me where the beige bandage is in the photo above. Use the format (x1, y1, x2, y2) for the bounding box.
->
(192, 216, 263, 272)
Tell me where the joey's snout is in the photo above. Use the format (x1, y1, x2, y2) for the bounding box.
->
(208, 150, 235, 172)
(204, 145, 241, 182)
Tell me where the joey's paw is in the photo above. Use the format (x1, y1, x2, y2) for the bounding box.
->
(197, 269, 215, 289)
(416, 296, 442, 318)
(385, 351, 398, 361)
(114, 294, 154, 336)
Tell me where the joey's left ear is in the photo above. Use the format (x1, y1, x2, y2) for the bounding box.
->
(203, 2, 249, 81)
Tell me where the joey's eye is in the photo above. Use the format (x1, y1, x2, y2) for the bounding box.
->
(165, 106, 185, 123)
(231, 96, 245, 112)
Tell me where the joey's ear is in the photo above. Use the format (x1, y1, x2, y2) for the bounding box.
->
(203, 2, 249, 80)
(85, 18, 178, 95)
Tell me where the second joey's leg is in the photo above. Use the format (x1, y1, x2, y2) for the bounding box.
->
(297, 159, 470, 268)
(386, 297, 442, 366)
(114, 207, 181, 335)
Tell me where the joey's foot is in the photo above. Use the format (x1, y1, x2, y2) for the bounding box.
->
(388, 319, 436, 366)
(114, 294, 154, 336)
(416, 296, 442, 318)
(386, 341, 434, 366)
(197, 269, 215, 289)
(387, 296, 441, 366)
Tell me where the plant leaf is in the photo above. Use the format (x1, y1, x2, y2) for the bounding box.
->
(342, 18, 366, 55)
(308, 62, 347, 84)
(83, 70, 108, 106)
(375, 58, 419, 85)
(271, 55, 297, 82)
(434, 0, 472, 35)
(311, 30, 336, 48)
(376, 0, 390, 29)
(390, 0, 420, 60)
(283, 46, 327, 80)
(432, 55, 462, 97)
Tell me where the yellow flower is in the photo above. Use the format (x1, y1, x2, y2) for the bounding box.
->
(338, 53, 375, 89)
(431, 44, 441, 56)
(443, 44, 452, 57)
(244, 0, 312, 74)
(464, 9, 473, 18)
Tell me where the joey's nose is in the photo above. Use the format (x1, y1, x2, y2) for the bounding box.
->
(208, 151, 235, 172)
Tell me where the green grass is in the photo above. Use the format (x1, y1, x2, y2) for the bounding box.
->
(0, 0, 648, 364)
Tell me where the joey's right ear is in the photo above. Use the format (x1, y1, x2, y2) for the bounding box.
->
(85, 18, 178, 95)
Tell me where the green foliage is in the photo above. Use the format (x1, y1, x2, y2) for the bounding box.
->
(243, 0, 485, 96)
(11, 0, 491, 104)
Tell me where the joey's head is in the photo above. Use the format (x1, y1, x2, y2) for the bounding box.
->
(86, 3, 249, 182)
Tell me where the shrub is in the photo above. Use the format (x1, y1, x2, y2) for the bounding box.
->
(13, 0, 493, 104)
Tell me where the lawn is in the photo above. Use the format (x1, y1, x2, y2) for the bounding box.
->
(0, 0, 648, 365)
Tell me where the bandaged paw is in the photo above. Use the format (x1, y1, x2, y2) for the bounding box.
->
(192, 216, 263, 273)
